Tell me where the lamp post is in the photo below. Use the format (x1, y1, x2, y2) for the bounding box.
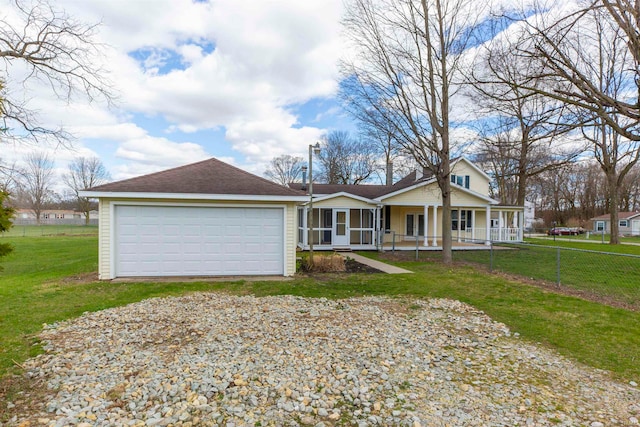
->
(308, 142, 321, 269)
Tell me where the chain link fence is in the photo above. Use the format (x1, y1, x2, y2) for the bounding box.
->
(451, 242, 640, 310)
(1, 224, 98, 237)
(380, 234, 640, 309)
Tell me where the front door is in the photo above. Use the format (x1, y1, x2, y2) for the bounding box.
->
(333, 209, 349, 246)
(633, 220, 640, 236)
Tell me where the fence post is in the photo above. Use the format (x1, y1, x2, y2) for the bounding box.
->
(489, 241, 494, 272)
(416, 235, 419, 261)
(556, 247, 561, 285)
(392, 231, 396, 253)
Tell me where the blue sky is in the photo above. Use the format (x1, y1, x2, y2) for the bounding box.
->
(1, 0, 554, 189)
(1, 0, 353, 184)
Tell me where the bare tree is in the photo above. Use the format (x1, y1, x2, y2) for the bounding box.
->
(494, 1, 640, 243)
(0, 0, 113, 143)
(619, 163, 640, 211)
(17, 151, 55, 223)
(316, 130, 377, 184)
(341, 0, 483, 262)
(263, 155, 305, 187)
(63, 156, 110, 224)
(0, 157, 20, 193)
(469, 33, 583, 205)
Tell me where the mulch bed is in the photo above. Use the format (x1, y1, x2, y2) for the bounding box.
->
(344, 257, 383, 274)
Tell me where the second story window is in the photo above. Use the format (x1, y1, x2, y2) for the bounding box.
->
(451, 174, 470, 189)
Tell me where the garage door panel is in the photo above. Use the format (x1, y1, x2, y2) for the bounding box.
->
(115, 205, 284, 277)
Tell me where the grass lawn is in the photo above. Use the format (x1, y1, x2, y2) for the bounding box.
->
(525, 237, 640, 254)
(531, 233, 640, 245)
(1, 235, 639, 389)
(431, 239, 640, 308)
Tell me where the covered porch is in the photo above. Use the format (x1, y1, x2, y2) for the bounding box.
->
(296, 203, 525, 251)
(386, 204, 524, 247)
(297, 205, 381, 251)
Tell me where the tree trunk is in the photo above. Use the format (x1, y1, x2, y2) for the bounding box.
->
(440, 157, 453, 264)
(84, 212, 90, 226)
(516, 138, 528, 206)
(607, 171, 620, 244)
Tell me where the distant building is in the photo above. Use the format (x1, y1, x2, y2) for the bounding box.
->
(524, 201, 536, 230)
(589, 212, 640, 236)
(13, 209, 98, 225)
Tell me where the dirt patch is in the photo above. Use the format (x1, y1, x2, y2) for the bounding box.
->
(0, 373, 48, 425)
(39, 272, 100, 291)
(344, 257, 383, 274)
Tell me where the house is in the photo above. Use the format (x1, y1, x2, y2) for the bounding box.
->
(290, 157, 525, 251)
(81, 156, 524, 280)
(13, 209, 99, 225)
(80, 158, 308, 279)
(590, 212, 640, 236)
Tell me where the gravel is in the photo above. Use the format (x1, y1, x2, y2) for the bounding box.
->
(7, 294, 640, 426)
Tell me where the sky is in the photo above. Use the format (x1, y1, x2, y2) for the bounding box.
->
(1, 0, 357, 185)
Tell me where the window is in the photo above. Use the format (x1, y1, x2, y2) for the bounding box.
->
(297, 208, 304, 244)
(350, 209, 375, 245)
(452, 210, 472, 230)
(620, 220, 628, 227)
(596, 221, 605, 232)
(405, 213, 425, 237)
(384, 206, 391, 231)
(450, 174, 470, 189)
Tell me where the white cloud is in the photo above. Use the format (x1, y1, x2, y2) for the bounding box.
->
(109, 133, 207, 179)
(1, 0, 348, 180)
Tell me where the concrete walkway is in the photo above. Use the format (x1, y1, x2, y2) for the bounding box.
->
(342, 253, 413, 274)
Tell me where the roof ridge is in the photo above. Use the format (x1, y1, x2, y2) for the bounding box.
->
(219, 158, 304, 195)
(90, 157, 215, 190)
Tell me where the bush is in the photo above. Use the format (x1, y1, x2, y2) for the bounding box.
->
(300, 253, 346, 273)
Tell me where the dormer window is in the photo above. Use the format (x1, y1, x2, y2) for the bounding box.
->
(451, 174, 470, 189)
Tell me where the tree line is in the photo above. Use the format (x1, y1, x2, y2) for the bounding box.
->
(0, 153, 110, 225)
(265, 0, 640, 254)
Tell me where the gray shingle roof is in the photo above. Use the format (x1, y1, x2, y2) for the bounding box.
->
(590, 212, 640, 221)
(289, 170, 433, 199)
(88, 157, 305, 197)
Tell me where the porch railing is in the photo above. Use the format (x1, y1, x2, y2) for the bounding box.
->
(473, 227, 522, 242)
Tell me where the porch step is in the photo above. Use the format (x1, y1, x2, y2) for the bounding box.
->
(332, 246, 353, 253)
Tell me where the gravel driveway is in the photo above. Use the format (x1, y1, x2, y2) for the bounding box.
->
(8, 294, 640, 426)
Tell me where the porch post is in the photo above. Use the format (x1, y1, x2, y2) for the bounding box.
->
(485, 205, 491, 245)
(432, 205, 438, 247)
(471, 209, 476, 241)
(518, 210, 524, 241)
(423, 204, 429, 246)
(373, 207, 378, 248)
(303, 207, 309, 247)
(457, 208, 462, 242)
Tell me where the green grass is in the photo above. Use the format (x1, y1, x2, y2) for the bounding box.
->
(429, 240, 640, 307)
(532, 233, 640, 244)
(526, 237, 640, 254)
(1, 235, 639, 388)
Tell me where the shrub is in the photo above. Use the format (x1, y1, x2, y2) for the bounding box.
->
(301, 253, 346, 273)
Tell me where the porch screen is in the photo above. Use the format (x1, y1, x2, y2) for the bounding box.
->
(350, 209, 374, 244)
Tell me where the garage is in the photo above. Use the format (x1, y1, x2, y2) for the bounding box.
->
(81, 157, 306, 279)
(114, 205, 284, 277)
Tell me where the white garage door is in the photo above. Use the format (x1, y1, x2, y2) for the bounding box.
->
(114, 205, 284, 277)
